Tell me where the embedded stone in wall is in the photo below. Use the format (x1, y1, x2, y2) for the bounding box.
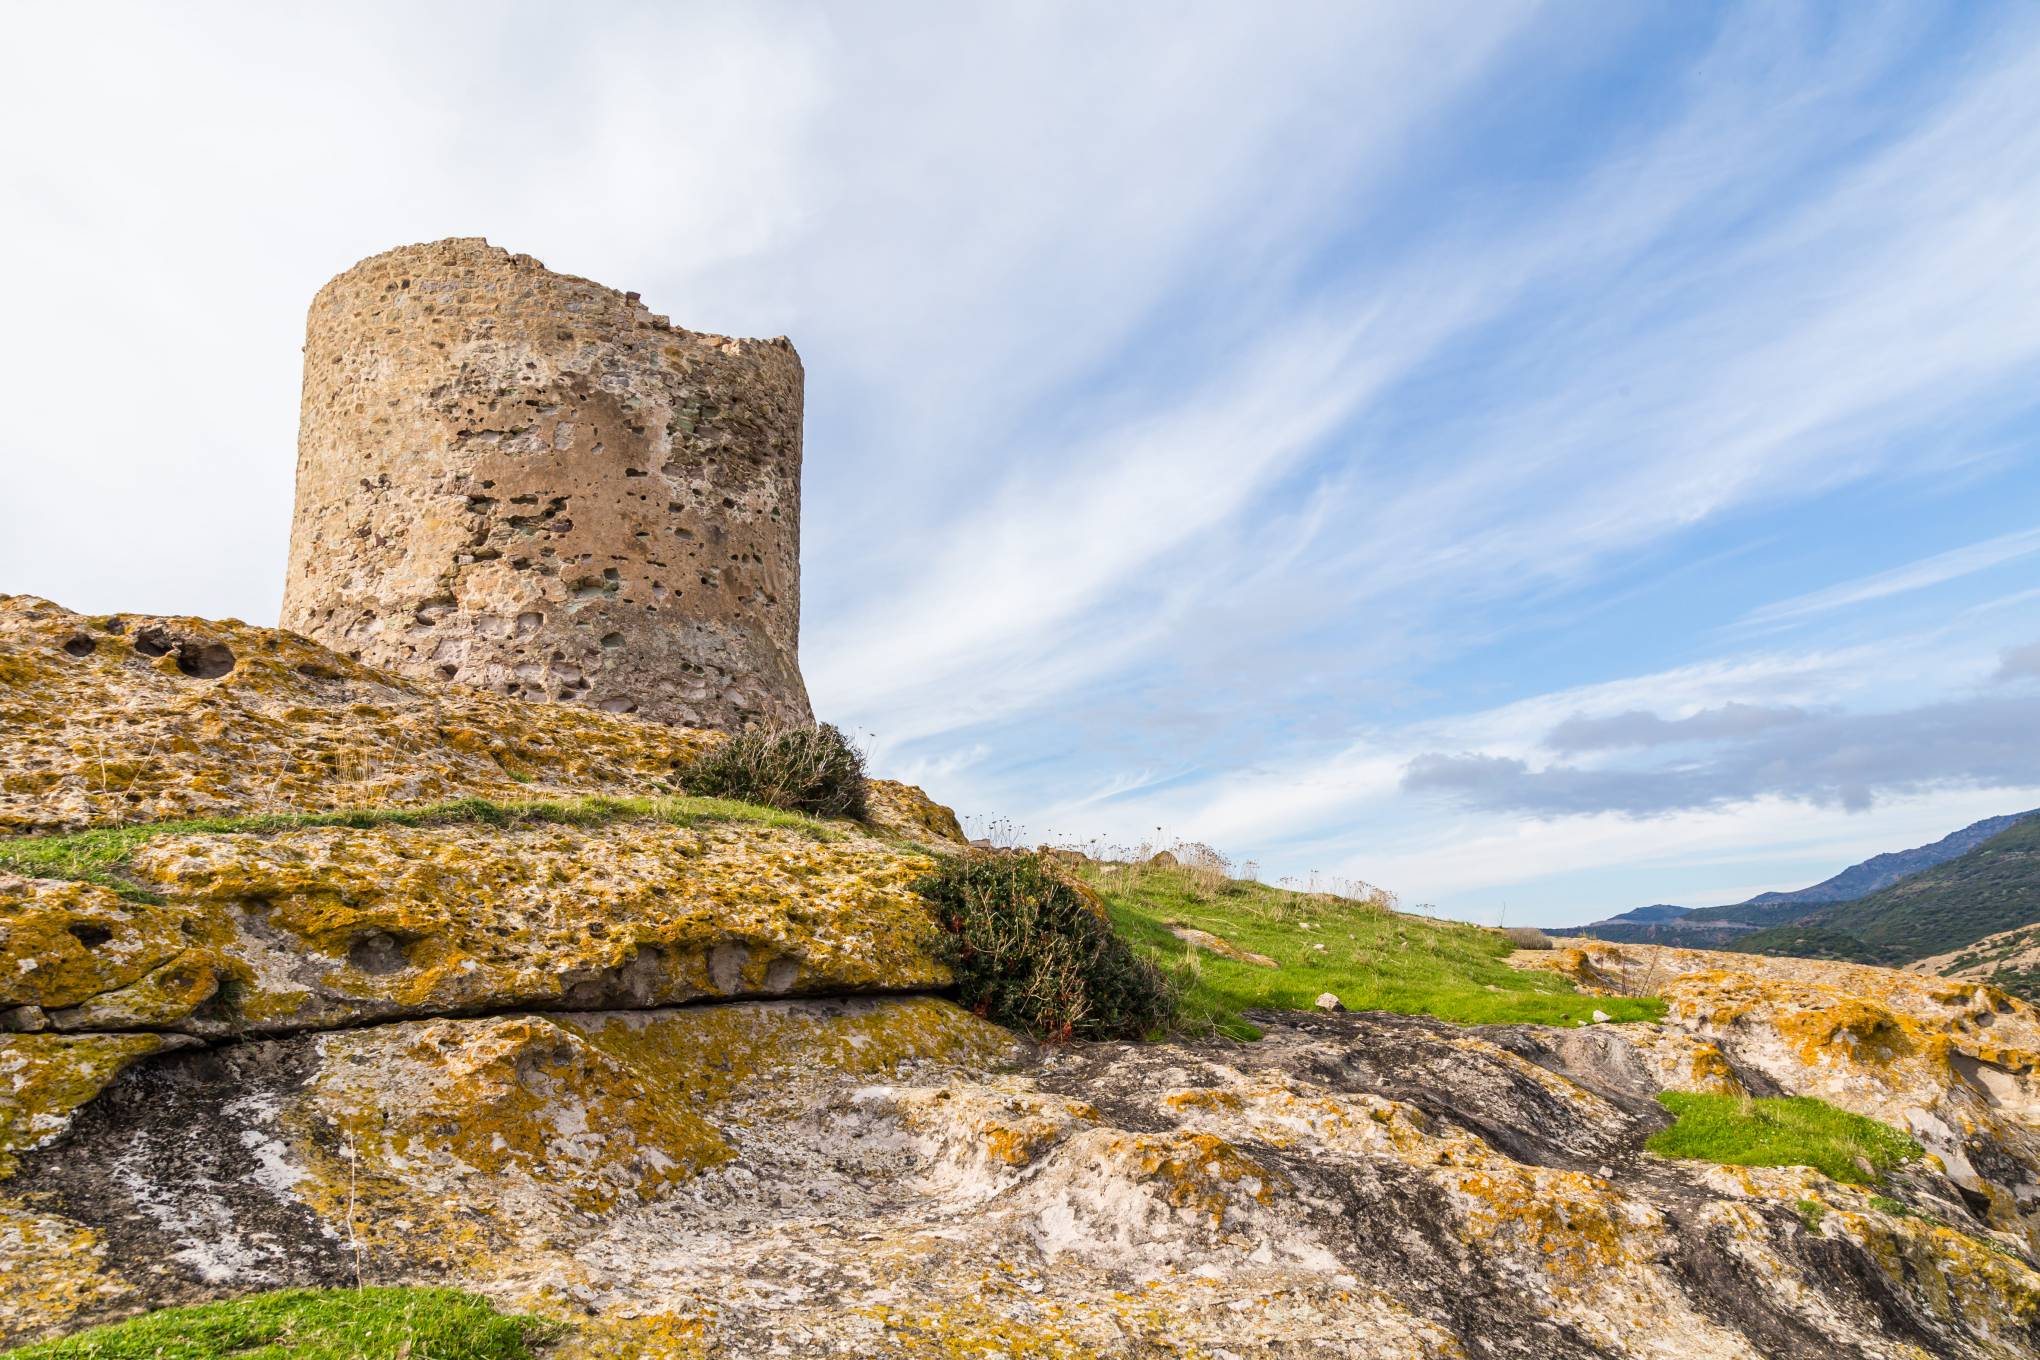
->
(281, 237, 813, 732)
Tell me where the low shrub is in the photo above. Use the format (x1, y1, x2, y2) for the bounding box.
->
(1499, 926, 1555, 949)
(682, 722, 868, 819)
(918, 850, 1177, 1042)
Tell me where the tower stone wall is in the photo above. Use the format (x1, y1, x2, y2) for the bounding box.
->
(282, 238, 813, 731)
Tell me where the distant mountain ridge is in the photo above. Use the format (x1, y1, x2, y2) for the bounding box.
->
(1558, 808, 2040, 948)
(1737, 809, 2040, 908)
(1739, 815, 2040, 974)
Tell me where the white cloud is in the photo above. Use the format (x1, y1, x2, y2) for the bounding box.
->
(1740, 526, 2040, 629)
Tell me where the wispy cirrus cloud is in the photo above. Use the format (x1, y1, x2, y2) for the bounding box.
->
(1738, 527, 2040, 630)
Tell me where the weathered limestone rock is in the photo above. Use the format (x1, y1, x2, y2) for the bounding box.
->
(2, 818, 948, 1038)
(282, 238, 813, 732)
(8, 1001, 2039, 1357)
(0, 595, 714, 833)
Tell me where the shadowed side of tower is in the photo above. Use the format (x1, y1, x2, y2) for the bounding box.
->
(282, 238, 813, 731)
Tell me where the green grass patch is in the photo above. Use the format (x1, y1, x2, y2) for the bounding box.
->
(1083, 863, 1664, 1038)
(1648, 1092, 1922, 1185)
(0, 1287, 556, 1360)
(0, 794, 837, 901)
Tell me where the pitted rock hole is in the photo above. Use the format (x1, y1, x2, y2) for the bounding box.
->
(67, 923, 113, 949)
(133, 627, 173, 658)
(174, 640, 237, 680)
(414, 596, 457, 627)
(346, 931, 411, 975)
(61, 634, 97, 658)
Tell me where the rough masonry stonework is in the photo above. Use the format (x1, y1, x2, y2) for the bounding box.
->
(282, 237, 813, 731)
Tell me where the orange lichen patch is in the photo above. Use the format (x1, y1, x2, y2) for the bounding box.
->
(0, 594, 717, 834)
(0, 874, 206, 1014)
(886, 1084, 1100, 1169)
(551, 1312, 717, 1360)
(1165, 1089, 1246, 1115)
(1119, 1132, 1289, 1227)
(863, 779, 969, 848)
(1771, 997, 1920, 1067)
(0, 1197, 131, 1346)
(1840, 1206, 2040, 1338)
(853, 1300, 1105, 1359)
(112, 818, 948, 1033)
(286, 1016, 732, 1264)
(562, 997, 1025, 1115)
(0, 1033, 179, 1178)
(1446, 1161, 1651, 1288)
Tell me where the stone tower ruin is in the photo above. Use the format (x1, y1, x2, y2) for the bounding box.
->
(282, 238, 813, 731)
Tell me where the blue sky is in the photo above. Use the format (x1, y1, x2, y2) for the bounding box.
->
(5, 2, 2039, 925)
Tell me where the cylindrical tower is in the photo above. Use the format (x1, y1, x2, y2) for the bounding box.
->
(282, 238, 813, 731)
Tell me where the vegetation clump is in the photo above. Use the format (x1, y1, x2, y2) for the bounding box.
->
(682, 723, 868, 819)
(0, 1287, 554, 1360)
(1647, 1092, 1922, 1185)
(918, 850, 1177, 1042)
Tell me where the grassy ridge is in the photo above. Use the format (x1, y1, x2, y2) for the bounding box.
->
(0, 1288, 553, 1360)
(0, 794, 837, 901)
(1084, 862, 1664, 1038)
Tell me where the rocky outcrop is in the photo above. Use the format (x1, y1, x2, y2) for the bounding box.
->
(8, 600, 2040, 1356)
(1522, 942, 2040, 1237)
(862, 778, 970, 848)
(9, 998, 2040, 1357)
(0, 817, 945, 1039)
(0, 595, 714, 834)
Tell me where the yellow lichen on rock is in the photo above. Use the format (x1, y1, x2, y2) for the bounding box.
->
(562, 996, 1024, 1115)
(0, 595, 716, 834)
(12, 818, 950, 1035)
(0, 1033, 183, 1177)
(862, 779, 969, 848)
(0, 873, 209, 1015)
(549, 1312, 717, 1360)
(0, 1199, 130, 1343)
(286, 1015, 732, 1264)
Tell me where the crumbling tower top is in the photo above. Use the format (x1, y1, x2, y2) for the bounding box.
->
(282, 237, 813, 731)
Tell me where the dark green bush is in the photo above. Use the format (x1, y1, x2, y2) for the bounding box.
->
(918, 850, 1177, 1042)
(683, 722, 868, 819)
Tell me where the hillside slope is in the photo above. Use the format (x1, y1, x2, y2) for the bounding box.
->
(1561, 808, 2039, 948)
(1738, 816, 2040, 985)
